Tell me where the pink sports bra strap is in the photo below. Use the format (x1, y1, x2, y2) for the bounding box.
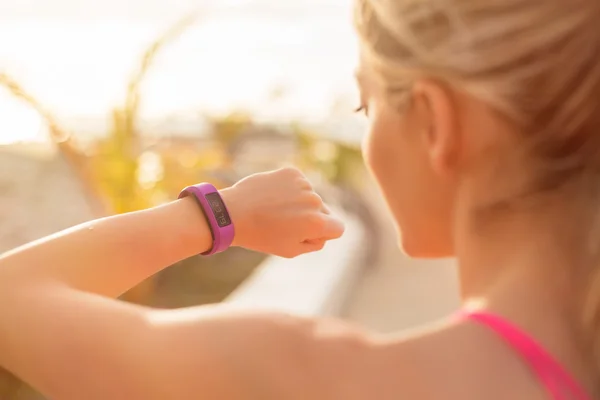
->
(461, 310, 592, 400)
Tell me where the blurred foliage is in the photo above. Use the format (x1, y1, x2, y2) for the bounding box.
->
(89, 15, 198, 215)
(0, 13, 365, 400)
(295, 130, 364, 185)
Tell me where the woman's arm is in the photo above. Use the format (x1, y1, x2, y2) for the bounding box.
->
(0, 196, 213, 298)
(0, 167, 346, 399)
(0, 167, 343, 298)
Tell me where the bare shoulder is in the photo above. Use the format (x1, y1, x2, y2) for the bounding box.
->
(221, 312, 464, 400)
(150, 308, 542, 400)
(148, 308, 379, 399)
(279, 315, 465, 400)
(254, 313, 544, 400)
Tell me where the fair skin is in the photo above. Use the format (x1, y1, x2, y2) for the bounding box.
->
(356, 67, 596, 396)
(0, 71, 596, 399)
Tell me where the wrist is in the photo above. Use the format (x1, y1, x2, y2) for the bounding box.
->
(178, 183, 237, 255)
(175, 196, 214, 253)
(219, 187, 244, 248)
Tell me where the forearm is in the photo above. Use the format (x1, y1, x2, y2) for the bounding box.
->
(0, 195, 216, 298)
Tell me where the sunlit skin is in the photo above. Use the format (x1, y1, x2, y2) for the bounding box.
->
(0, 0, 598, 393)
(354, 61, 596, 396)
(0, 55, 595, 398)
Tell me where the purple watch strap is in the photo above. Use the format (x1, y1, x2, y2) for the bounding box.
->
(178, 183, 235, 255)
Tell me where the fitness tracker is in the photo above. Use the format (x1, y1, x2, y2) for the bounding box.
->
(178, 183, 235, 255)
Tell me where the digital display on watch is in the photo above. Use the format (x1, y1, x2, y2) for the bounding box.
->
(205, 192, 232, 228)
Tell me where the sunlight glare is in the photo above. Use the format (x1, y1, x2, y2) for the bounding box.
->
(0, 90, 48, 144)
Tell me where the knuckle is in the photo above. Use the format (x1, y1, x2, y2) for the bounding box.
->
(297, 177, 312, 190)
(305, 192, 323, 208)
(280, 166, 301, 177)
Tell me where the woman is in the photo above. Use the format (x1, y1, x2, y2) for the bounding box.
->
(2, 0, 599, 398)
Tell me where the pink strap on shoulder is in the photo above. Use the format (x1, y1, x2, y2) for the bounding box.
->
(460, 310, 592, 400)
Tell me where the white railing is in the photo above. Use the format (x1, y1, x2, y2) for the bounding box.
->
(224, 210, 366, 316)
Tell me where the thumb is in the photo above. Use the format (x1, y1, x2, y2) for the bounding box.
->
(301, 239, 327, 253)
(316, 214, 345, 240)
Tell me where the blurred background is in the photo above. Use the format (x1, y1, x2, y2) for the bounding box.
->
(0, 0, 459, 398)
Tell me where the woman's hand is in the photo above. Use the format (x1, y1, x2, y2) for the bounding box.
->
(222, 167, 345, 257)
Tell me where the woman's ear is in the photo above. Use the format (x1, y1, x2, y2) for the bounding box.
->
(412, 80, 460, 177)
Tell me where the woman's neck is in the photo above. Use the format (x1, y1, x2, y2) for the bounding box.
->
(454, 192, 598, 392)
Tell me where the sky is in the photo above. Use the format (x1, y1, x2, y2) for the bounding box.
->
(0, 0, 362, 144)
(0, 0, 348, 19)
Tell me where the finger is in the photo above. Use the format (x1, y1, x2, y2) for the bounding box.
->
(315, 214, 345, 240)
(301, 239, 326, 253)
(304, 192, 333, 215)
(304, 192, 324, 209)
(299, 177, 314, 191)
(303, 238, 326, 245)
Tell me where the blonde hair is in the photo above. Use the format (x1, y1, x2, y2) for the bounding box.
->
(354, 0, 600, 383)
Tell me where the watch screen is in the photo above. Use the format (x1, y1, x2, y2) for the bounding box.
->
(205, 192, 232, 228)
